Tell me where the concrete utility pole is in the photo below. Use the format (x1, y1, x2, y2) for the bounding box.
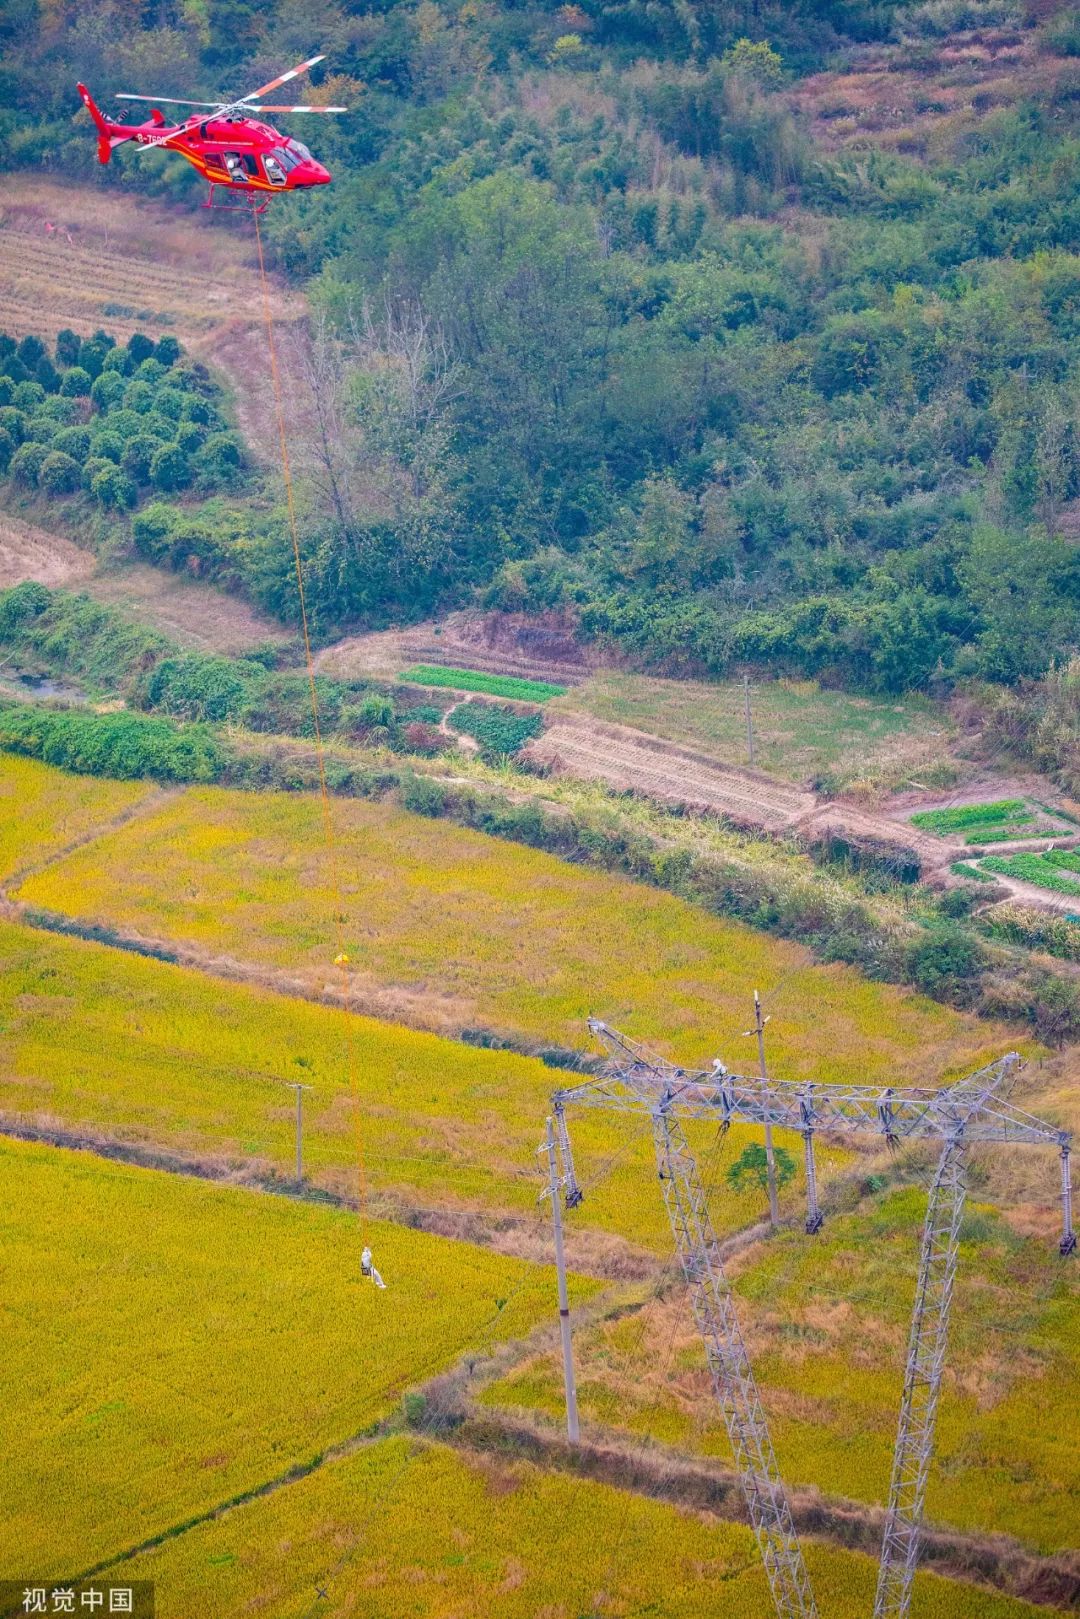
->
(753, 991, 780, 1226)
(286, 1081, 313, 1182)
(744, 674, 755, 766)
(541, 1115, 580, 1443)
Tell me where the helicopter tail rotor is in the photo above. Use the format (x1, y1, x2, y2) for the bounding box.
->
(77, 84, 119, 165)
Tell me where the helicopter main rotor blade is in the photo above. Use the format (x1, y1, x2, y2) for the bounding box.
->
(114, 94, 224, 108)
(243, 104, 348, 113)
(236, 53, 325, 106)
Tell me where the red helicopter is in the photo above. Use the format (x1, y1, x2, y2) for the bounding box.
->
(77, 53, 346, 211)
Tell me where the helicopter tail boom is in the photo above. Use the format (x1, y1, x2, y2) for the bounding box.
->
(77, 83, 167, 164)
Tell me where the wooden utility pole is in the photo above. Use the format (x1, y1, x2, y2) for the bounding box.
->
(543, 1115, 580, 1442)
(744, 675, 755, 767)
(286, 1081, 313, 1182)
(753, 991, 779, 1226)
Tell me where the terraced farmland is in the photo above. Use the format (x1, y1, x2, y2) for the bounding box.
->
(0, 176, 297, 347)
(555, 669, 957, 790)
(0, 918, 820, 1255)
(0, 753, 152, 882)
(126, 1436, 1053, 1619)
(10, 775, 1011, 1080)
(0, 1138, 592, 1576)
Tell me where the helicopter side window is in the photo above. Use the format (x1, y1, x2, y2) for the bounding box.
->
(264, 154, 287, 186)
(223, 152, 248, 183)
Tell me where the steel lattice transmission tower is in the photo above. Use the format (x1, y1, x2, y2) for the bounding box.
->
(548, 1021, 1074, 1619)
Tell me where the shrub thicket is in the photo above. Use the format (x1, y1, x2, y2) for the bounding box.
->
(0, 328, 245, 510)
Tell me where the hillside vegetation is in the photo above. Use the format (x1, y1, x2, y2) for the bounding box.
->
(5, 7, 1080, 1613)
(8, 1, 1080, 700)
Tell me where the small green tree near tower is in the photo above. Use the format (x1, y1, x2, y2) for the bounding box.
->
(726, 1142, 796, 1207)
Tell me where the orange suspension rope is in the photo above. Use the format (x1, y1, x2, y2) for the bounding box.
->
(253, 208, 367, 1219)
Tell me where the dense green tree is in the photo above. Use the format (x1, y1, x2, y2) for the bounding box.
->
(726, 1142, 797, 1198)
(9, 440, 48, 486)
(90, 463, 137, 509)
(38, 449, 81, 494)
(59, 366, 91, 398)
(55, 330, 80, 368)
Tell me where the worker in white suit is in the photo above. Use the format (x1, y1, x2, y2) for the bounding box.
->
(360, 1245, 386, 1288)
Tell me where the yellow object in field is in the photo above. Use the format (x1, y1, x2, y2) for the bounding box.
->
(334, 952, 350, 967)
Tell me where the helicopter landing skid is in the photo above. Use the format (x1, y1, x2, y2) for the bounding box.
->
(203, 182, 269, 215)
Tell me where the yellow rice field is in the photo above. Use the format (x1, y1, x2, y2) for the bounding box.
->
(13, 778, 1009, 1080)
(0, 753, 151, 883)
(0, 920, 839, 1254)
(127, 1435, 1052, 1619)
(0, 1138, 596, 1577)
(483, 1189, 1080, 1553)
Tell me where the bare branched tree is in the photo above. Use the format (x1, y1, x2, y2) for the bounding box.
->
(1035, 387, 1074, 539)
(281, 296, 463, 602)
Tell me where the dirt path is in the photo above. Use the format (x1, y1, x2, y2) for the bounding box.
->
(440, 699, 480, 753)
(526, 712, 816, 832)
(207, 316, 314, 469)
(0, 505, 288, 655)
(85, 563, 289, 655)
(983, 876, 1080, 917)
(791, 798, 954, 871)
(0, 511, 96, 590)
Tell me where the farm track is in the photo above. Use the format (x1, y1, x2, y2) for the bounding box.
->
(527, 713, 813, 830)
(84, 561, 290, 654)
(207, 317, 313, 467)
(0, 511, 287, 653)
(795, 798, 953, 869)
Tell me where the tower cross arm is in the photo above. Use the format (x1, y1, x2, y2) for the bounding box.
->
(959, 1096, 1069, 1146)
(565, 1030, 1063, 1148)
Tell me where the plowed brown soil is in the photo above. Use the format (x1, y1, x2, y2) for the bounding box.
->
(527, 712, 815, 831)
(0, 176, 298, 348)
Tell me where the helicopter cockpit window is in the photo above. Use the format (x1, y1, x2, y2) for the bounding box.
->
(264, 154, 287, 185)
(273, 146, 299, 173)
(287, 140, 314, 164)
(223, 152, 248, 183)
